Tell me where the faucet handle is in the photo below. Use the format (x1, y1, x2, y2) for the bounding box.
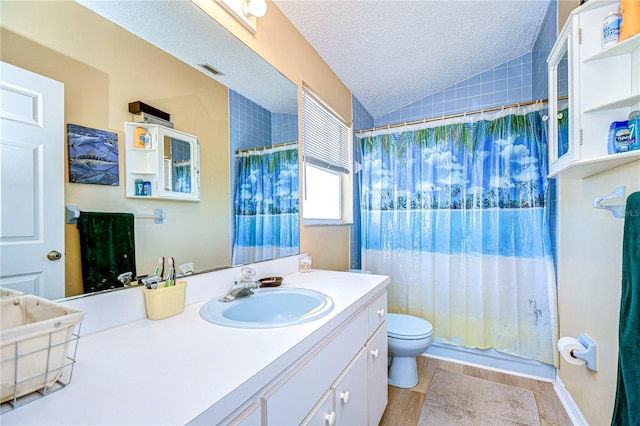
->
(240, 266, 257, 282)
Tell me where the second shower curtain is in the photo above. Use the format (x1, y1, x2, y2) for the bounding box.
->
(232, 146, 299, 265)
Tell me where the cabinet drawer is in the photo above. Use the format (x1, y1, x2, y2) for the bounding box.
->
(367, 291, 387, 337)
(262, 310, 367, 425)
(226, 402, 261, 426)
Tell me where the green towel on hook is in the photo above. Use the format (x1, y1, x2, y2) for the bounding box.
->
(77, 212, 136, 294)
(612, 191, 640, 426)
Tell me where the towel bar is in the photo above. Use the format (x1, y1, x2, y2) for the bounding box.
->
(65, 206, 166, 224)
(593, 186, 627, 218)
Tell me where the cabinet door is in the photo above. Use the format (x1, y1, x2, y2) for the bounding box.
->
(302, 390, 335, 426)
(367, 323, 388, 425)
(548, 14, 580, 176)
(333, 348, 368, 425)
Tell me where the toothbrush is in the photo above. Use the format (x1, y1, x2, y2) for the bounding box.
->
(159, 256, 165, 280)
(167, 257, 175, 286)
(166, 267, 175, 287)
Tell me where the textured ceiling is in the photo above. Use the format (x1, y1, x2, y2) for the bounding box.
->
(77, 0, 552, 119)
(274, 0, 552, 118)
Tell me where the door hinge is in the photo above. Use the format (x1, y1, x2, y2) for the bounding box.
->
(578, 28, 582, 45)
(580, 129, 584, 146)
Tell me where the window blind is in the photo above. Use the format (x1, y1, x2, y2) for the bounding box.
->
(302, 89, 351, 174)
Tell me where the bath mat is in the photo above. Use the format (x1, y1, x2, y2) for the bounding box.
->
(418, 368, 540, 426)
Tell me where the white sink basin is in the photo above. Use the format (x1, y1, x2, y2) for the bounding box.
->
(199, 287, 334, 328)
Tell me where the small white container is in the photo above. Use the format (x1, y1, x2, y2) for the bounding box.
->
(602, 12, 620, 49)
(299, 255, 312, 273)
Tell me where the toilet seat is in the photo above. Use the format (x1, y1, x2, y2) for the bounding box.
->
(387, 313, 433, 340)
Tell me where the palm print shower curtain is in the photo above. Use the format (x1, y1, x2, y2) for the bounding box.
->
(359, 106, 558, 365)
(232, 146, 299, 265)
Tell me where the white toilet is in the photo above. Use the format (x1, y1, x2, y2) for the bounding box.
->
(387, 313, 434, 388)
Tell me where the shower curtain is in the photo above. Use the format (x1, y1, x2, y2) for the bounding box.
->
(232, 146, 299, 265)
(358, 106, 558, 365)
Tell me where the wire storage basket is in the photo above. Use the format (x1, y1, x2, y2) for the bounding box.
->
(0, 295, 84, 413)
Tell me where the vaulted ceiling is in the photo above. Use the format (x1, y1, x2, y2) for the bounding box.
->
(274, 0, 553, 117)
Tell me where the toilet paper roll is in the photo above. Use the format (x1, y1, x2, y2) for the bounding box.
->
(557, 336, 587, 366)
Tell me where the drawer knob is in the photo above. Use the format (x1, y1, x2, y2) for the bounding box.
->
(325, 411, 336, 426)
(371, 348, 379, 358)
(377, 308, 385, 317)
(340, 390, 351, 404)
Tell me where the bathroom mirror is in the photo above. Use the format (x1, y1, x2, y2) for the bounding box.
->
(0, 0, 299, 299)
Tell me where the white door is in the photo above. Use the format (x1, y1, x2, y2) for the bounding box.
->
(0, 61, 65, 300)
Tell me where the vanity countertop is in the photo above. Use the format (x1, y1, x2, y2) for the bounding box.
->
(1, 270, 389, 425)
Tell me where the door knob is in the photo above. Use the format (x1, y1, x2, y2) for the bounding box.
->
(340, 390, 350, 404)
(371, 348, 379, 358)
(47, 251, 62, 261)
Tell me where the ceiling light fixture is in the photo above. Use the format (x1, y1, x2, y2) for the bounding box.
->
(214, 0, 267, 34)
(243, 0, 267, 18)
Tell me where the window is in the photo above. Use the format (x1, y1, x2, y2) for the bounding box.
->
(301, 88, 352, 224)
(303, 163, 341, 220)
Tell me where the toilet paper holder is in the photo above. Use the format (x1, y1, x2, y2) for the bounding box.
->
(571, 334, 597, 372)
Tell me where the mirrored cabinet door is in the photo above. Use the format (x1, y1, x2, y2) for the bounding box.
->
(547, 14, 579, 176)
(125, 122, 200, 201)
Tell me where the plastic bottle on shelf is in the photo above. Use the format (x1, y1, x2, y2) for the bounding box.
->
(134, 127, 146, 148)
(602, 12, 621, 49)
(619, 0, 640, 42)
(627, 110, 640, 152)
(608, 121, 631, 154)
(144, 131, 151, 149)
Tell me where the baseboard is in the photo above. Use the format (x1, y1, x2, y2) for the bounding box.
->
(425, 342, 556, 380)
(553, 374, 588, 426)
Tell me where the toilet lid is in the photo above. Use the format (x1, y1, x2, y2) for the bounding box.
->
(387, 313, 433, 339)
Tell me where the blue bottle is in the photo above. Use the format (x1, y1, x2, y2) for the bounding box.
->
(608, 121, 631, 154)
(628, 110, 640, 152)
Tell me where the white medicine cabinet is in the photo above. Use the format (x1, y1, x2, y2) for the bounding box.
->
(547, 0, 640, 178)
(124, 122, 200, 201)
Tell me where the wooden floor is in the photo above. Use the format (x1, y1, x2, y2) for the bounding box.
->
(379, 356, 572, 426)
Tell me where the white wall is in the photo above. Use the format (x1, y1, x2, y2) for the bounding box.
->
(556, 160, 640, 424)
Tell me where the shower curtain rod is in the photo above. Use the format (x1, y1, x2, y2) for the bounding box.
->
(235, 141, 297, 155)
(356, 97, 567, 135)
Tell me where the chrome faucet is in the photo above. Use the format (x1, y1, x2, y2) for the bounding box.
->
(220, 267, 260, 302)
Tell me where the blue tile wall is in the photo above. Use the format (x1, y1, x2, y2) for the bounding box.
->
(533, 0, 557, 100)
(272, 113, 298, 145)
(229, 90, 271, 153)
(374, 52, 534, 128)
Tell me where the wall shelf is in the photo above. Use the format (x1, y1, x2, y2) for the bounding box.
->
(583, 94, 640, 113)
(548, 150, 640, 179)
(583, 34, 640, 63)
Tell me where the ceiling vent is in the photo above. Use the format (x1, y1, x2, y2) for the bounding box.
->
(199, 63, 224, 76)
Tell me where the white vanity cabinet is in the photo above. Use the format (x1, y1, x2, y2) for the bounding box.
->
(124, 122, 200, 201)
(547, 0, 640, 178)
(219, 290, 388, 426)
